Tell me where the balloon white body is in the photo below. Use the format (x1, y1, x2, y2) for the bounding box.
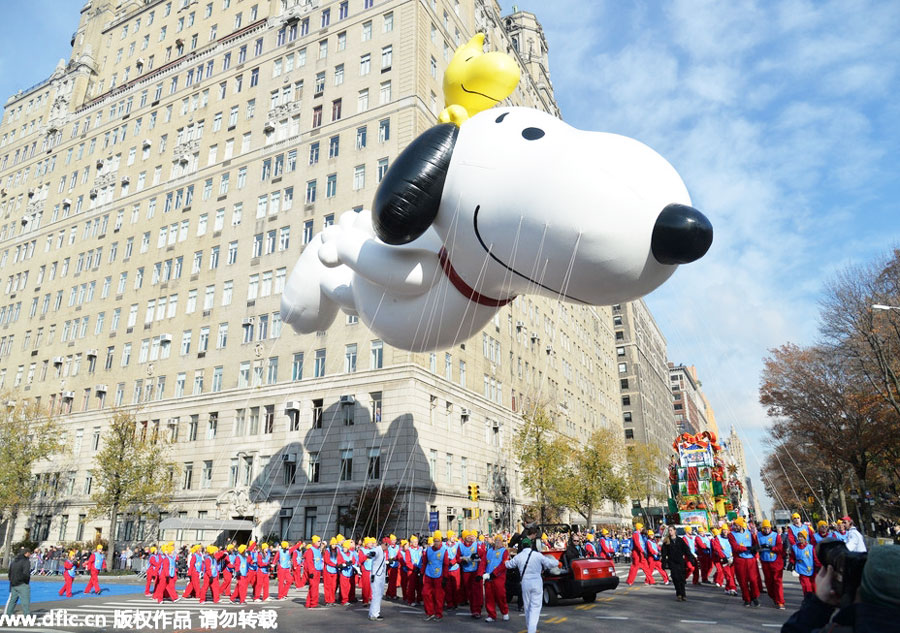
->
(281, 107, 694, 352)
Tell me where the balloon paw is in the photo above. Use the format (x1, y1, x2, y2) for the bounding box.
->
(438, 105, 469, 126)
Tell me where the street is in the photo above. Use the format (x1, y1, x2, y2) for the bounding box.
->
(3, 566, 804, 633)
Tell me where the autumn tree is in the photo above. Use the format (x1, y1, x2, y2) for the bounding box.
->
(90, 409, 178, 565)
(0, 396, 62, 567)
(625, 440, 668, 511)
(760, 441, 848, 522)
(512, 404, 569, 526)
(759, 343, 899, 530)
(557, 428, 628, 527)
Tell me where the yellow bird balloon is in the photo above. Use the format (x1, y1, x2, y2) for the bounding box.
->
(439, 33, 520, 126)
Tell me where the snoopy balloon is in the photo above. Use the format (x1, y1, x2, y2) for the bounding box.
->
(280, 105, 713, 353)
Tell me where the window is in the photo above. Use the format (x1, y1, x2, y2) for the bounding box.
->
(314, 349, 326, 377)
(618, 362, 627, 373)
(356, 126, 367, 149)
(377, 157, 389, 182)
(292, 353, 303, 381)
(182, 463, 193, 490)
(344, 344, 357, 373)
(340, 449, 352, 481)
(331, 99, 342, 121)
(367, 448, 381, 479)
(370, 339, 383, 369)
(353, 165, 365, 190)
(329, 135, 340, 158)
(362, 21, 372, 42)
(381, 45, 392, 70)
(625, 429, 634, 440)
(360, 53, 370, 76)
(620, 378, 629, 389)
(312, 105, 322, 128)
(379, 118, 390, 142)
(308, 452, 320, 483)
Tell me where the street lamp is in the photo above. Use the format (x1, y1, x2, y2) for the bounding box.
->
(872, 304, 900, 311)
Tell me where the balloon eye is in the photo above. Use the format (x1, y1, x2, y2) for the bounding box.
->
(522, 127, 545, 140)
(495, 112, 509, 123)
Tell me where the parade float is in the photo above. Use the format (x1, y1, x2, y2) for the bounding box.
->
(668, 431, 741, 529)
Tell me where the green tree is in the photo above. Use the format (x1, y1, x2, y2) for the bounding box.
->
(338, 484, 402, 539)
(558, 428, 628, 527)
(90, 409, 178, 564)
(626, 441, 668, 514)
(0, 395, 62, 567)
(512, 405, 569, 526)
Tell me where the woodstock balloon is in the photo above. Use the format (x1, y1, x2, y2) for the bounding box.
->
(280, 106, 713, 352)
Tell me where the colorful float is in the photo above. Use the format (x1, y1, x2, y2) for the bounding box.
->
(668, 431, 737, 529)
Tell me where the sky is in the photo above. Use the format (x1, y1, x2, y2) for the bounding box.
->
(2, 1, 899, 515)
(499, 0, 900, 512)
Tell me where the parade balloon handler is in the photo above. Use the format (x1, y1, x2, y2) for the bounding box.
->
(506, 537, 560, 633)
(781, 544, 897, 633)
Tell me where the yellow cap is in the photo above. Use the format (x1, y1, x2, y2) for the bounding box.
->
(635, 523, 644, 530)
(601, 529, 609, 535)
(335, 534, 345, 544)
(734, 517, 747, 528)
(329, 537, 337, 546)
(261, 542, 269, 550)
(69, 549, 77, 556)
(683, 526, 692, 533)
(541, 533, 548, 539)
(433, 530, 443, 540)
(207, 545, 217, 554)
(150, 546, 157, 553)
(96, 544, 103, 551)
(238, 544, 247, 553)
(586, 533, 595, 540)
(447, 530, 456, 538)
(761, 520, 772, 528)
(712, 528, 721, 536)
(791, 513, 801, 519)
(478, 535, 485, 541)
(311, 535, 321, 543)
(427, 537, 435, 546)
(226, 543, 234, 551)
(401, 539, 408, 545)
(389, 534, 397, 540)
(798, 530, 808, 539)
(817, 520, 827, 528)
(721, 525, 730, 533)
(281, 541, 289, 548)
(410, 534, 419, 542)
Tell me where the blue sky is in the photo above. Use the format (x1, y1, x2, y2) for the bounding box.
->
(501, 0, 900, 511)
(3, 1, 900, 514)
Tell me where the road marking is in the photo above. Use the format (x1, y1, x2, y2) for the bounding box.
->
(574, 604, 597, 610)
(545, 616, 568, 624)
(761, 625, 781, 628)
(680, 620, 717, 624)
(599, 597, 614, 602)
(596, 616, 629, 620)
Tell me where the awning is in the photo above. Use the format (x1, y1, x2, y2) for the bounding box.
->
(158, 518, 254, 531)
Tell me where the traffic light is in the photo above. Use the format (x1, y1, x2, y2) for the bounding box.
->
(473, 484, 479, 501)
(467, 484, 475, 501)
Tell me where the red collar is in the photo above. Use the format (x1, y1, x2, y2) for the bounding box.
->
(438, 247, 512, 308)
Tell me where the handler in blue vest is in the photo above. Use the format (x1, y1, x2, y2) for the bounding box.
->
(789, 530, 818, 596)
(303, 536, 325, 608)
(276, 541, 294, 600)
(727, 517, 761, 607)
(84, 544, 106, 594)
(385, 535, 401, 600)
(421, 531, 450, 621)
(757, 519, 785, 609)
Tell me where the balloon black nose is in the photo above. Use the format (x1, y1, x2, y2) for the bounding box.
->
(651, 204, 713, 265)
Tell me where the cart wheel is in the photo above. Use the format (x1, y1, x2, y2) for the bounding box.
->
(543, 585, 558, 606)
(582, 592, 597, 603)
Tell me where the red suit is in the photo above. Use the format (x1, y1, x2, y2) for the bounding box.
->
(598, 537, 615, 561)
(645, 539, 669, 583)
(358, 549, 372, 604)
(59, 559, 77, 597)
(385, 544, 401, 599)
(219, 551, 234, 596)
(403, 546, 424, 605)
(153, 554, 179, 603)
(757, 530, 785, 607)
(322, 547, 339, 605)
(84, 551, 106, 594)
(275, 549, 294, 600)
(728, 530, 761, 603)
(254, 551, 272, 601)
(292, 546, 307, 589)
(144, 553, 160, 596)
(182, 552, 201, 599)
(444, 543, 461, 609)
(337, 549, 357, 604)
(694, 535, 712, 583)
(303, 546, 323, 607)
(681, 535, 699, 584)
(625, 531, 654, 585)
(420, 546, 450, 619)
(232, 553, 250, 604)
(458, 541, 486, 616)
(711, 535, 737, 591)
(200, 555, 221, 603)
(483, 546, 509, 620)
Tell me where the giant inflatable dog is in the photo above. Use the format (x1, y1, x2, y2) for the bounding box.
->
(281, 106, 713, 352)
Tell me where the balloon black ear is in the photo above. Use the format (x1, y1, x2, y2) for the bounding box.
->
(372, 123, 458, 245)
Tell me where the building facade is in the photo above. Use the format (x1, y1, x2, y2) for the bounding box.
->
(613, 300, 672, 502)
(0, 0, 625, 547)
(669, 363, 709, 437)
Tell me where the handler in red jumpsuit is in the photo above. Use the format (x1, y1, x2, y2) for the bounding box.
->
(625, 523, 653, 585)
(457, 530, 486, 617)
(421, 532, 450, 621)
(727, 517, 761, 606)
(153, 544, 179, 603)
(403, 535, 424, 606)
(143, 546, 160, 596)
(199, 545, 221, 603)
(84, 544, 106, 594)
(59, 550, 78, 597)
(482, 535, 510, 622)
(303, 536, 324, 607)
(756, 519, 785, 609)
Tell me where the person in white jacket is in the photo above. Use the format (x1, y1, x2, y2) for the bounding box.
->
(841, 516, 868, 553)
(505, 538, 559, 633)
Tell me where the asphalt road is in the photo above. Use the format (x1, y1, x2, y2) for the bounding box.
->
(4, 566, 804, 632)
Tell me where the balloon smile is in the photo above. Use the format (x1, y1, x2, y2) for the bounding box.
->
(461, 84, 501, 103)
(472, 205, 587, 303)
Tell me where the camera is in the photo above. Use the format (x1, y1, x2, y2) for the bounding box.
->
(815, 538, 867, 604)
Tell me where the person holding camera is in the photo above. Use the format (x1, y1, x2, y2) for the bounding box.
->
(781, 544, 897, 632)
